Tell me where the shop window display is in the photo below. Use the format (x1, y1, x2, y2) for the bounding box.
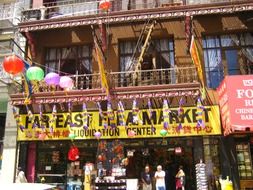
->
(236, 143, 253, 179)
(36, 143, 67, 189)
(33, 138, 200, 190)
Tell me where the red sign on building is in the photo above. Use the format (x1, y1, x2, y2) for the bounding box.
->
(217, 75, 253, 135)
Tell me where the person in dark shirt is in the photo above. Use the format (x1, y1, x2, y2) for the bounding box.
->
(141, 165, 153, 190)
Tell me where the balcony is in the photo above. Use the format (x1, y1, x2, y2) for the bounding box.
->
(10, 66, 200, 105)
(21, 0, 249, 21)
(18, 0, 252, 32)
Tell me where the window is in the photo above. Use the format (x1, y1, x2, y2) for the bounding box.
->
(202, 33, 253, 88)
(119, 38, 175, 86)
(45, 45, 93, 89)
(45, 45, 92, 75)
(236, 143, 253, 179)
(0, 40, 13, 79)
(119, 38, 175, 72)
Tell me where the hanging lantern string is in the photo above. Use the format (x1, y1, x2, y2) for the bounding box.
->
(117, 101, 126, 127)
(177, 97, 184, 130)
(82, 102, 89, 130)
(97, 102, 107, 129)
(162, 99, 170, 130)
(196, 97, 205, 128)
(132, 99, 138, 124)
(148, 99, 155, 131)
(49, 104, 57, 134)
(4, 5, 117, 78)
(39, 104, 46, 132)
(15, 54, 71, 76)
(12, 106, 25, 132)
(107, 101, 116, 128)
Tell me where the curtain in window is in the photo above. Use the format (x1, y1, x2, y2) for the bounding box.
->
(120, 39, 174, 71)
(231, 33, 253, 62)
(45, 45, 92, 75)
(120, 41, 136, 71)
(203, 37, 223, 88)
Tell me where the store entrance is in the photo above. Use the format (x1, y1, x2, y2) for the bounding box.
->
(123, 138, 196, 190)
(32, 138, 197, 190)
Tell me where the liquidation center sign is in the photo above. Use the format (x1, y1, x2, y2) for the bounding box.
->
(17, 105, 221, 141)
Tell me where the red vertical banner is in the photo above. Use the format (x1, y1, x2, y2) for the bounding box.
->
(217, 78, 232, 135)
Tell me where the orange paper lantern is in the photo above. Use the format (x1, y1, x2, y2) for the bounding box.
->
(99, 0, 111, 11)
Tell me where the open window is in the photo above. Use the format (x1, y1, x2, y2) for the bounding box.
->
(45, 45, 92, 89)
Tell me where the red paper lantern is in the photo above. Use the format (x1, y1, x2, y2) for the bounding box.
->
(99, 0, 111, 11)
(2, 55, 24, 75)
(68, 146, 80, 161)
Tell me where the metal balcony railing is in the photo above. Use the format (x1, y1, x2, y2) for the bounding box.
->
(0, 4, 15, 20)
(20, 0, 246, 21)
(14, 66, 198, 94)
(68, 66, 198, 91)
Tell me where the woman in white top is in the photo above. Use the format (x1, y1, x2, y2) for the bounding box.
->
(154, 165, 166, 190)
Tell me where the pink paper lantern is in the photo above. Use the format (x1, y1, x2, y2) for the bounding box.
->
(38, 133, 47, 140)
(94, 131, 102, 139)
(128, 130, 136, 138)
(45, 72, 60, 86)
(59, 76, 74, 89)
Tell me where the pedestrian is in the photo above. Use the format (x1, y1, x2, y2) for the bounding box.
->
(175, 165, 185, 190)
(15, 167, 28, 183)
(154, 165, 166, 190)
(141, 165, 153, 190)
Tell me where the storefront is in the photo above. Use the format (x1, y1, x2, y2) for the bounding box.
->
(218, 75, 253, 189)
(16, 104, 221, 190)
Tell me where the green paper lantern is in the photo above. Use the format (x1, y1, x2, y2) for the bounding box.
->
(26, 66, 44, 81)
(160, 129, 168, 137)
(68, 133, 76, 140)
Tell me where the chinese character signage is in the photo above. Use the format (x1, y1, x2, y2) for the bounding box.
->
(217, 75, 253, 135)
(17, 106, 221, 141)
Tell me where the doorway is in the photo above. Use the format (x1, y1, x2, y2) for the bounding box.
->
(123, 138, 196, 190)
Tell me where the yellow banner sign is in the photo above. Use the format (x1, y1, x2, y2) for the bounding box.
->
(17, 106, 221, 141)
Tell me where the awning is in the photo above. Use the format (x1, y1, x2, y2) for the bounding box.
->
(217, 75, 253, 135)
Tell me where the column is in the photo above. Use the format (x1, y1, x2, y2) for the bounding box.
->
(0, 101, 18, 183)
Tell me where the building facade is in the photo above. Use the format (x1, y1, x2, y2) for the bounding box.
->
(0, 0, 29, 182)
(1, 0, 252, 189)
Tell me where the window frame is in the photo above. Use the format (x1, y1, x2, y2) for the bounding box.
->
(202, 33, 253, 89)
(44, 44, 93, 75)
(119, 38, 175, 72)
